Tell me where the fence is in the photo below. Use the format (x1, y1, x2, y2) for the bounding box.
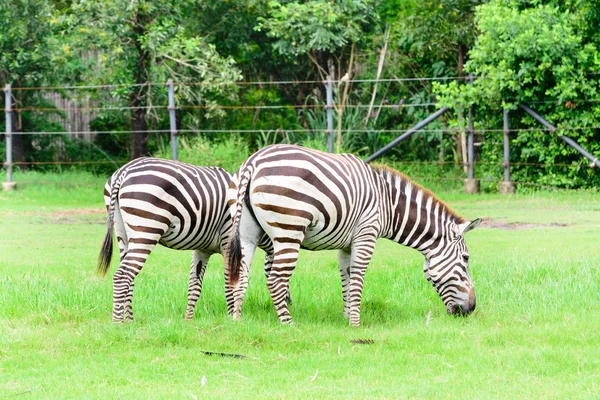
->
(2, 76, 599, 193)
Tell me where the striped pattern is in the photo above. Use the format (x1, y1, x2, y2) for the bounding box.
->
(227, 145, 480, 326)
(97, 157, 273, 322)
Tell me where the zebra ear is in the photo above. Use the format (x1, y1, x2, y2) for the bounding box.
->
(458, 218, 482, 236)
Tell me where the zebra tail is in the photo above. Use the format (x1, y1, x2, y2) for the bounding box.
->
(97, 218, 113, 277)
(96, 171, 125, 277)
(227, 164, 253, 286)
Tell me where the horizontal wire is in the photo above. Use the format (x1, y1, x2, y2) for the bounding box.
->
(11, 83, 162, 91)
(4, 126, 599, 135)
(9, 76, 469, 91)
(12, 102, 436, 112)
(10, 176, 584, 191)
(411, 176, 579, 191)
(6, 159, 592, 169)
(12, 105, 166, 112)
(11, 98, 600, 112)
(12, 160, 127, 165)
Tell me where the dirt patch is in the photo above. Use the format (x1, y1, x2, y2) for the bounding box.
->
(1, 208, 106, 225)
(481, 218, 569, 230)
(0, 208, 105, 217)
(42, 216, 105, 225)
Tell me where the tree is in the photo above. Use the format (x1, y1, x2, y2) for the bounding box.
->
(61, 0, 242, 159)
(0, 0, 58, 167)
(435, 0, 600, 187)
(256, 0, 378, 152)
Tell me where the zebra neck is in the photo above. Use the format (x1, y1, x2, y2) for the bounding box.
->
(383, 179, 457, 255)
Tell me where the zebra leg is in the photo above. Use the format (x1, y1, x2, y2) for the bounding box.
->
(347, 237, 377, 327)
(229, 206, 263, 319)
(266, 242, 302, 325)
(185, 250, 210, 320)
(258, 236, 292, 305)
(112, 203, 134, 321)
(113, 235, 161, 323)
(231, 240, 257, 320)
(338, 248, 352, 319)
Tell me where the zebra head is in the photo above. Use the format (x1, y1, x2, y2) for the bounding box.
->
(423, 218, 481, 316)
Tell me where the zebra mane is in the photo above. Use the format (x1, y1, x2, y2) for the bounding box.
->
(370, 163, 466, 224)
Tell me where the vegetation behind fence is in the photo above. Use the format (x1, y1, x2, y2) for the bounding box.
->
(1, 0, 600, 189)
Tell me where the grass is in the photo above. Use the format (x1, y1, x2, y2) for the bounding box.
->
(1, 171, 599, 398)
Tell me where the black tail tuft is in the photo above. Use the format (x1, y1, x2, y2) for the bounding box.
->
(96, 217, 113, 276)
(227, 232, 242, 286)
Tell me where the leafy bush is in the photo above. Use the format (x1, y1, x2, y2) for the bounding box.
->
(434, 1, 600, 188)
(153, 135, 250, 174)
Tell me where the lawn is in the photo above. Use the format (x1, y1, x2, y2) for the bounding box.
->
(1, 171, 599, 399)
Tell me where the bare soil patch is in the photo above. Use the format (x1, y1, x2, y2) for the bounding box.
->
(0, 208, 105, 217)
(481, 218, 569, 230)
(0, 208, 106, 225)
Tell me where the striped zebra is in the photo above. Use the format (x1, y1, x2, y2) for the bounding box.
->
(97, 157, 274, 322)
(227, 144, 481, 326)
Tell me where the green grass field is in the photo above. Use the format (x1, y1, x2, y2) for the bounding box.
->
(1, 171, 599, 399)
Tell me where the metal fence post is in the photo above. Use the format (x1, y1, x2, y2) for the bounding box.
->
(464, 74, 480, 193)
(3, 84, 15, 191)
(325, 77, 334, 153)
(499, 109, 515, 194)
(166, 79, 178, 161)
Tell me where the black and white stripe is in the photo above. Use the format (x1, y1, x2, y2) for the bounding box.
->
(226, 145, 481, 326)
(97, 157, 273, 322)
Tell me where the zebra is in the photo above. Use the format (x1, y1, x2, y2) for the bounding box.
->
(97, 157, 274, 322)
(226, 144, 481, 326)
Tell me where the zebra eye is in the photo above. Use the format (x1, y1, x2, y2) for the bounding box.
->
(462, 253, 470, 262)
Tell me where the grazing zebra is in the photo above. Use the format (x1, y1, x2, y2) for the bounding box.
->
(227, 144, 481, 326)
(97, 157, 273, 322)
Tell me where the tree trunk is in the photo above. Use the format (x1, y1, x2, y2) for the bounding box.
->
(457, 43, 465, 77)
(130, 107, 147, 159)
(457, 43, 467, 172)
(129, 10, 151, 160)
(11, 111, 27, 170)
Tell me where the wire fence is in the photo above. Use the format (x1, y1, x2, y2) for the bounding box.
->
(2, 76, 599, 192)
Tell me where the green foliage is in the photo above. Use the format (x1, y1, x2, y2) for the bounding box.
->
(153, 135, 250, 174)
(2, 0, 599, 187)
(256, 0, 377, 56)
(57, 0, 243, 126)
(434, 0, 600, 188)
(436, 1, 600, 110)
(0, 0, 56, 86)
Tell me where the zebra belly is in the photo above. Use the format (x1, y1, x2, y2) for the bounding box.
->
(159, 217, 221, 252)
(250, 194, 354, 251)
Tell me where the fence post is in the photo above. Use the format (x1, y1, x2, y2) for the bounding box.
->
(464, 74, 480, 194)
(166, 79, 178, 161)
(499, 109, 515, 194)
(3, 84, 15, 191)
(325, 77, 334, 153)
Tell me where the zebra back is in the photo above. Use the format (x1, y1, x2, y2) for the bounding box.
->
(101, 157, 233, 261)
